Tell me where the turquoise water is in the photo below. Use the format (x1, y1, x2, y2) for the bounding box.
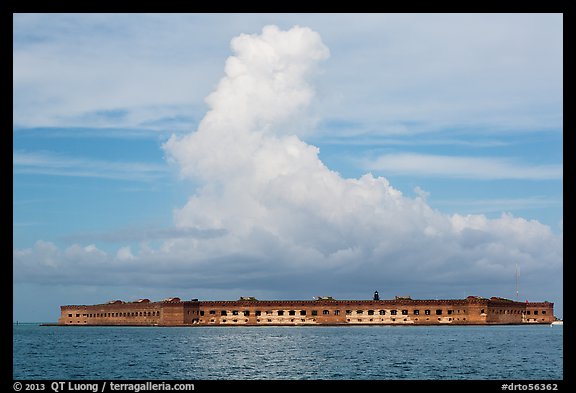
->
(13, 324, 562, 380)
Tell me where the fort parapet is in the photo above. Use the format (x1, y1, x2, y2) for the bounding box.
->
(57, 294, 555, 326)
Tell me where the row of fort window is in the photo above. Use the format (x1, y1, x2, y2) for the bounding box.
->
(201, 309, 464, 317)
(67, 311, 160, 318)
(205, 309, 546, 316)
(212, 317, 465, 323)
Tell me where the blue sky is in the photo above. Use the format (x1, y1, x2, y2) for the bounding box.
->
(13, 14, 563, 322)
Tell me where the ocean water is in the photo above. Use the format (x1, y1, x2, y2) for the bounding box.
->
(13, 324, 562, 380)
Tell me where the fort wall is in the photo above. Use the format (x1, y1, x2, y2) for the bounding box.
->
(197, 299, 478, 325)
(57, 295, 555, 327)
(525, 302, 555, 323)
(58, 299, 162, 326)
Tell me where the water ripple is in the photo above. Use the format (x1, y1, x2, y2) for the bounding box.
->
(13, 325, 562, 380)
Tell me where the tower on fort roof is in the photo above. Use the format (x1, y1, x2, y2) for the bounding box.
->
(373, 291, 379, 301)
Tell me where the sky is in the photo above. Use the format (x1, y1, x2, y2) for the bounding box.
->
(13, 13, 563, 322)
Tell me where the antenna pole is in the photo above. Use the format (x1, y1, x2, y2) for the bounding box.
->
(515, 264, 519, 301)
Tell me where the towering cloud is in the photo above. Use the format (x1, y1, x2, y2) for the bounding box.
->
(165, 25, 329, 180)
(161, 25, 562, 295)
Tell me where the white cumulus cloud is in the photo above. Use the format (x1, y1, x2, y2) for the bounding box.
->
(116, 246, 135, 261)
(159, 25, 562, 299)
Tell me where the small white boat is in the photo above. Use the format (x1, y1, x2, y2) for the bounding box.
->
(550, 320, 563, 326)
